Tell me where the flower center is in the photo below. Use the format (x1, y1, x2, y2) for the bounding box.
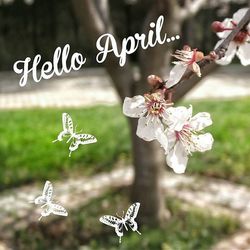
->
(147, 100, 165, 115)
(175, 124, 194, 153)
(175, 124, 192, 140)
(188, 49, 197, 65)
(233, 30, 249, 44)
(144, 93, 167, 117)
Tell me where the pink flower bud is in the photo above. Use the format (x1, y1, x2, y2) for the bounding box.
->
(211, 21, 225, 33)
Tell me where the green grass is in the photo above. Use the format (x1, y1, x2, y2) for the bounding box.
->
(186, 98, 250, 185)
(0, 98, 250, 188)
(0, 106, 130, 189)
(15, 189, 239, 250)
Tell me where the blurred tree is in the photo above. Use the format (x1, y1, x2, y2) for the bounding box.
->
(70, 0, 221, 226)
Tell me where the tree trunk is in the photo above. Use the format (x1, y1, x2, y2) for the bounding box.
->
(129, 118, 170, 226)
(70, 0, 214, 227)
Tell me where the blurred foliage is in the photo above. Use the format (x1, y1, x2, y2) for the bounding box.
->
(14, 188, 239, 250)
(0, 98, 250, 188)
(0, 0, 248, 70)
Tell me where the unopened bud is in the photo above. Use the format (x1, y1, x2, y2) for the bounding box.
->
(183, 45, 191, 51)
(211, 21, 225, 33)
(195, 51, 204, 62)
(147, 75, 163, 86)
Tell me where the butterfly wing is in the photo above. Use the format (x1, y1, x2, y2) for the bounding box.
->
(34, 181, 53, 205)
(125, 203, 140, 220)
(54, 113, 73, 142)
(56, 130, 70, 142)
(34, 195, 47, 205)
(126, 218, 138, 232)
(42, 181, 53, 202)
(75, 134, 97, 145)
(125, 203, 140, 232)
(69, 138, 80, 152)
(115, 222, 124, 242)
(40, 205, 53, 218)
(51, 204, 68, 217)
(68, 134, 97, 156)
(99, 215, 123, 237)
(62, 113, 74, 134)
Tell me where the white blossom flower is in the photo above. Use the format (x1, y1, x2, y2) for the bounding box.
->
(123, 92, 172, 141)
(215, 8, 250, 66)
(171, 46, 204, 81)
(157, 105, 214, 174)
(165, 63, 188, 89)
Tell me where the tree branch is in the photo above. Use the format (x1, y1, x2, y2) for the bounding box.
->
(93, 0, 111, 31)
(137, 0, 181, 93)
(172, 7, 250, 101)
(71, 0, 135, 99)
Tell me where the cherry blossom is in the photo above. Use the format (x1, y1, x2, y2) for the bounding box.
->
(171, 46, 204, 80)
(123, 65, 186, 141)
(157, 105, 214, 174)
(123, 91, 172, 141)
(214, 8, 250, 66)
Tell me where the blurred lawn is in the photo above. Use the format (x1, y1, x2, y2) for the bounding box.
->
(0, 98, 250, 188)
(187, 98, 250, 185)
(15, 189, 239, 250)
(0, 106, 130, 189)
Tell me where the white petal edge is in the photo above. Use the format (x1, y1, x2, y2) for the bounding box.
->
(166, 105, 192, 131)
(233, 8, 249, 23)
(166, 141, 188, 174)
(191, 133, 214, 153)
(190, 62, 201, 77)
(215, 41, 237, 65)
(136, 116, 163, 141)
(189, 112, 212, 131)
(236, 43, 250, 66)
(155, 128, 169, 154)
(166, 64, 187, 88)
(166, 130, 178, 150)
(123, 95, 147, 118)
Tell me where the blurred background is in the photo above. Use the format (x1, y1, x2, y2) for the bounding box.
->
(0, 0, 250, 249)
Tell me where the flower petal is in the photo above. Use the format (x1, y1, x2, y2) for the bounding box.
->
(189, 112, 212, 131)
(123, 95, 147, 118)
(166, 130, 177, 150)
(155, 128, 169, 153)
(233, 8, 249, 23)
(216, 41, 237, 65)
(166, 64, 187, 88)
(190, 133, 214, 152)
(236, 43, 250, 66)
(136, 116, 163, 141)
(190, 62, 201, 77)
(166, 105, 193, 131)
(216, 18, 233, 39)
(167, 141, 188, 174)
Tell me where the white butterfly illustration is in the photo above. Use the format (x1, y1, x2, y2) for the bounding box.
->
(53, 113, 97, 157)
(99, 202, 141, 243)
(31, 181, 68, 221)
